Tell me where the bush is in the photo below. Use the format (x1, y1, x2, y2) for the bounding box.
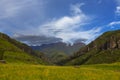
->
(0, 49, 4, 60)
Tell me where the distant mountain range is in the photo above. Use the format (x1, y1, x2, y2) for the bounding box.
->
(31, 42, 85, 63)
(0, 30, 120, 65)
(58, 30, 120, 65)
(0, 32, 47, 64)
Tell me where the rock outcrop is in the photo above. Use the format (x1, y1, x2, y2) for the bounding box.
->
(58, 30, 120, 65)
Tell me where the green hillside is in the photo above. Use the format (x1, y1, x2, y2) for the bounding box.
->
(31, 42, 85, 64)
(60, 30, 120, 65)
(0, 32, 46, 64)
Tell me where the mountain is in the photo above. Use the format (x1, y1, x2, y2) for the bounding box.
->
(58, 30, 120, 65)
(31, 42, 85, 63)
(0, 32, 47, 64)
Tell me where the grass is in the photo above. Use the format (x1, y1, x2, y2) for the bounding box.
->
(3, 51, 45, 64)
(0, 63, 120, 80)
(0, 37, 46, 64)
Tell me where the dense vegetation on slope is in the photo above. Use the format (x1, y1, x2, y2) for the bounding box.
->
(58, 30, 120, 65)
(31, 42, 85, 63)
(0, 32, 47, 64)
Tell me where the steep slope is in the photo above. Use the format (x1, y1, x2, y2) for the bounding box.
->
(0, 32, 46, 64)
(31, 42, 85, 63)
(59, 30, 120, 65)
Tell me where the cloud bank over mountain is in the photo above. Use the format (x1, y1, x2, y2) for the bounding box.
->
(0, 0, 120, 45)
(38, 3, 101, 44)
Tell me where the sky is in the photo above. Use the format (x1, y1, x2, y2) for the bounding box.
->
(0, 0, 120, 45)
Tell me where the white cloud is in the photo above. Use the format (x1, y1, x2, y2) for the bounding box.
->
(0, 0, 47, 35)
(70, 3, 85, 15)
(116, 6, 120, 15)
(108, 21, 120, 26)
(115, 0, 120, 16)
(107, 21, 120, 29)
(38, 3, 101, 44)
(0, 0, 44, 19)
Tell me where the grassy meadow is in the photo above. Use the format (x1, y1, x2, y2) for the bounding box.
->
(0, 63, 120, 80)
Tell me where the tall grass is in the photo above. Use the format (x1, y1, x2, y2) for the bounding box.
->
(0, 63, 120, 80)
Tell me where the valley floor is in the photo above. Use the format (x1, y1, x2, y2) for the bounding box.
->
(0, 63, 120, 80)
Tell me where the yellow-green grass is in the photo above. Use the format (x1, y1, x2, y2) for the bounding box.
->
(0, 63, 120, 80)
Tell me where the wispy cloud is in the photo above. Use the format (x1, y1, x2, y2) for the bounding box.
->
(108, 21, 120, 26)
(38, 3, 101, 44)
(0, 0, 44, 19)
(116, 6, 120, 16)
(0, 0, 27, 19)
(115, 0, 120, 16)
(96, 21, 120, 33)
(0, 0, 47, 35)
(107, 21, 120, 29)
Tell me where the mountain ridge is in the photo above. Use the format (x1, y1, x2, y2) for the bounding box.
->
(0, 32, 47, 64)
(57, 30, 120, 65)
(31, 41, 85, 63)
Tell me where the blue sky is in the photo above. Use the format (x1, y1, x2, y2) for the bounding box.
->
(0, 0, 120, 45)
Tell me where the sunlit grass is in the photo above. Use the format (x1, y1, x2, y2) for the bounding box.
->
(0, 63, 120, 80)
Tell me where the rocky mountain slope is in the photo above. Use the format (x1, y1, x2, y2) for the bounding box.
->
(58, 30, 120, 65)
